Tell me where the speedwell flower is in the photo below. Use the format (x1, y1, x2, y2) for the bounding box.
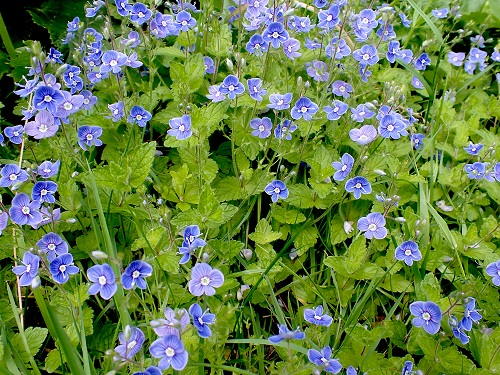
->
(149, 335, 188, 370)
(304, 305, 333, 326)
(345, 176, 371, 199)
(357, 212, 387, 239)
(395, 240, 422, 266)
(114, 326, 145, 360)
(168, 115, 192, 140)
(121, 260, 153, 290)
(308, 346, 342, 374)
(409, 301, 442, 334)
(78, 126, 103, 151)
(87, 263, 117, 300)
(189, 303, 215, 338)
(49, 254, 79, 284)
(12, 251, 40, 286)
(188, 263, 224, 296)
(264, 180, 289, 202)
(269, 324, 305, 343)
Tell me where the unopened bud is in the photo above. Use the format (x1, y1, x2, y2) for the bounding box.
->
(202, 253, 210, 261)
(343, 221, 354, 234)
(374, 169, 386, 176)
(123, 325, 132, 341)
(66, 218, 77, 223)
(241, 248, 252, 260)
(289, 249, 298, 260)
(92, 250, 108, 259)
(31, 276, 41, 289)
(237, 284, 250, 300)
(394, 217, 406, 223)
(71, 171, 79, 178)
(226, 58, 234, 71)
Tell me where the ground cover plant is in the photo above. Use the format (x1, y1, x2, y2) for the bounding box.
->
(0, 0, 500, 373)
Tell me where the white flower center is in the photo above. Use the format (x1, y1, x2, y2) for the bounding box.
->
(259, 125, 265, 131)
(405, 249, 412, 256)
(86, 134, 94, 141)
(64, 102, 73, 110)
(9, 174, 17, 181)
(368, 223, 377, 231)
(138, 11, 144, 18)
(355, 183, 361, 189)
(363, 53, 370, 60)
(272, 32, 279, 38)
(26, 264, 32, 273)
(326, 15, 332, 21)
(44, 95, 52, 102)
(278, 99, 284, 105)
(136, 114, 143, 121)
(39, 124, 48, 132)
(255, 43, 261, 49)
(273, 187, 280, 194)
(300, 106, 307, 113)
(228, 84, 235, 91)
(198, 317, 204, 325)
(48, 244, 56, 250)
(314, 315, 322, 320)
(254, 1, 260, 6)
(422, 312, 431, 321)
(387, 125, 394, 131)
(98, 275, 107, 285)
(59, 264, 67, 272)
(41, 189, 48, 196)
(181, 20, 187, 26)
(22, 206, 30, 215)
(165, 347, 175, 357)
(179, 125, 185, 131)
(200, 276, 210, 286)
(127, 340, 137, 349)
(109, 60, 117, 67)
(341, 165, 347, 171)
(84, 98, 89, 104)
(132, 270, 140, 278)
(13, 131, 19, 136)
(339, 86, 345, 92)
(282, 127, 288, 132)
(321, 357, 329, 364)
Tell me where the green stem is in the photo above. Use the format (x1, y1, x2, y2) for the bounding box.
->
(0, 12, 16, 60)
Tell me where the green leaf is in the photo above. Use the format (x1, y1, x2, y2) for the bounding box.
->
(156, 46, 186, 59)
(10, 327, 48, 363)
(407, 0, 444, 44)
(171, 53, 205, 95)
(157, 251, 180, 274)
(209, 239, 245, 259)
(131, 227, 170, 252)
(271, 206, 306, 224)
(90, 162, 130, 192)
(206, 24, 233, 57)
(124, 142, 156, 188)
(249, 219, 282, 244)
(214, 177, 245, 201)
(345, 236, 367, 273)
(416, 273, 441, 301)
(44, 349, 61, 373)
(381, 274, 414, 292)
(293, 225, 318, 255)
(330, 216, 352, 245)
(286, 184, 316, 209)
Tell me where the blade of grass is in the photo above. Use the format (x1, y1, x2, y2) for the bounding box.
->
(32, 287, 86, 374)
(226, 338, 308, 355)
(6, 285, 42, 375)
(0, 315, 22, 375)
(396, 60, 433, 96)
(0, 12, 16, 60)
(407, 0, 444, 45)
(457, 63, 495, 93)
(190, 362, 258, 375)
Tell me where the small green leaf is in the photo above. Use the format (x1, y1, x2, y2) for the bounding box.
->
(124, 142, 156, 188)
(11, 327, 48, 363)
(345, 236, 367, 273)
(249, 219, 282, 244)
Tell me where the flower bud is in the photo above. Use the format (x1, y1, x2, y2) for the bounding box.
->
(241, 248, 252, 260)
(123, 325, 132, 341)
(289, 249, 298, 260)
(202, 253, 210, 261)
(343, 221, 354, 234)
(31, 276, 41, 289)
(394, 217, 406, 223)
(92, 250, 108, 259)
(66, 218, 77, 224)
(373, 169, 386, 176)
(237, 284, 250, 300)
(71, 171, 79, 178)
(226, 58, 234, 71)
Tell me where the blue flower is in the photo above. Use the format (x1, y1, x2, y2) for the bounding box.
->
(411, 133, 425, 150)
(247, 78, 267, 101)
(174, 10, 196, 32)
(207, 85, 225, 102)
(378, 114, 407, 139)
(188, 263, 224, 296)
(349, 125, 377, 145)
(401, 361, 413, 375)
(33, 85, 64, 113)
(486, 260, 500, 286)
(345, 176, 371, 199)
(13, 77, 39, 97)
(274, 119, 297, 140)
(263, 22, 289, 48)
(464, 162, 493, 180)
(55, 91, 85, 117)
(324, 100, 349, 120)
(12, 251, 40, 286)
(409, 301, 442, 334)
(128, 106, 152, 127)
(414, 53, 431, 70)
(307, 346, 342, 374)
(114, 326, 145, 360)
(291, 97, 318, 121)
(122, 30, 140, 47)
(149, 335, 188, 370)
(189, 303, 215, 338)
(4, 125, 24, 144)
(268, 93, 292, 110)
(246, 0, 268, 17)
(49, 254, 79, 284)
(126, 53, 143, 68)
(168, 115, 192, 140)
(269, 325, 305, 343)
(306, 60, 329, 82)
(129, 3, 152, 25)
(461, 297, 482, 331)
(87, 264, 117, 300)
(331, 80, 353, 98)
(282, 38, 301, 60)
(37, 160, 60, 178)
(109, 101, 125, 122)
(464, 142, 483, 155)
(132, 367, 162, 375)
(396, 48, 413, 63)
(347, 366, 357, 375)
(395, 240, 422, 266)
(67, 16, 80, 32)
(37, 232, 68, 262)
(317, 5, 340, 31)
(432, 8, 448, 18)
(304, 305, 333, 326)
(353, 44, 379, 65)
(47, 48, 63, 63)
(151, 307, 190, 337)
(250, 117, 273, 138)
(219, 75, 245, 100)
(357, 212, 387, 239)
(399, 13, 411, 27)
(116, 0, 132, 16)
(78, 126, 103, 151)
(376, 22, 396, 41)
(350, 104, 375, 122)
(121, 260, 153, 290)
(451, 320, 470, 344)
(332, 153, 354, 181)
(183, 225, 206, 248)
(9, 193, 42, 226)
(203, 56, 215, 74)
(0, 164, 29, 187)
(32, 181, 58, 204)
(100, 50, 128, 74)
(448, 52, 465, 67)
(264, 180, 288, 202)
(246, 34, 269, 56)
(325, 37, 351, 60)
(411, 76, 425, 89)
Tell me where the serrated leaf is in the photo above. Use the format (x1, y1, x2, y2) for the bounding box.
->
(157, 251, 180, 274)
(214, 177, 245, 201)
(286, 184, 316, 209)
(206, 24, 232, 57)
(330, 216, 352, 245)
(249, 219, 282, 244)
(381, 273, 414, 292)
(11, 327, 48, 363)
(293, 225, 318, 255)
(416, 273, 441, 301)
(45, 349, 61, 373)
(90, 162, 130, 191)
(271, 206, 306, 224)
(345, 236, 367, 273)
(156, 46, 186, 59)
(123, 142, 156, 188)
(209, 239, 245, 259)
(132, 227, 170, 252)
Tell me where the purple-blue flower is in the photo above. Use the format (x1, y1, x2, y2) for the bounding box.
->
(189, 303, 215, 338)
(395, 240, 422, 266)
(414, 53, 431, 70)
(448, 52, 465, 67)
(324, 100, 349, 120)
(291, 97, 318, 121)
(269, 324, 305, 343)
(306, 60, 329, 82)
(168, 115, 192, 140)
(100, 50, 128, 74)
(464, 142, 483, 155)
(304, 305, 333, 326)
(262, 22, 289, 49)
(325, 37, 351, 59)
(410, 301, 442, 334)
(121, 260, 153, 290)
(114, 326, 145, 360)
(78, 126, 103, 151)
(207, 85, 225, 102)
(401, 361, 413, 375)
(0, 211, 8, 235)
(33, 85, 64, 113)
(122, 30, 140, 47)
(188, 263, 224, 296)
(264, 180, 288, 202)
(55, 91, 84, 118)
(396, 48, 413, 64)
(175, 10, 196, 32)
(332, 153, 354, 181)
(49, 254, 79, 284)
(129, 3, 152, 25)
(87, 263, 117, 300)
(345, 176, 371, 199)
(132, 367, 162, 375)
(250, 117, 272, 138)
(486, 260, 500, 286)
(268, 93, 292, 110)
(9, 193, 42, 226)
(246, 34, 269, 56)
(128, 106, 152, 127)
(411, 76, 425, 89)
(0, 164, 29, 187)
(246, 0, 268, 17)
(37, 160, 60, 178)
(412, 133, 425, 150)
(353, 44, 379, 65)
(12, 251, 40, 286)
(37, 232, 68, 262)
(203, 56, 215, 74)
(464, 162, 494, 180)
(274, 119, 297, 140)
(219, 75, 245, 100)
(13, 77, 39, 97)
(357, 212, 387, 239)
(25, 110, 59, 139)
(317, 5, 340, 31)
(115, 0, 132, 17)
(451, 319, 470, 345)
(331, 80, 353, 98)
(149, 335, 188, 370)
(151, 307, 189, 337)
(4, 125, 24, 144)
(247, 78, 267, 101)
(308, 346, 342, 374)
(349, 125, 377, 145)
(32, 181, 58, 204)
(282, 38, 301, 60)
(432, 8, 448, 18)
(378, 114, 407, 139)
(351, 104, 375, 122)
(461, 297, 482, 331)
